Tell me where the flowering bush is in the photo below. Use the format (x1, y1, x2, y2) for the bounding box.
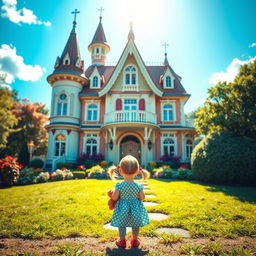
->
(160, 153, 181, 169)
(152, 166, 193, 180)
(77, 165, 86, 171)
(0, 156, 23, 185)
(100, 160, 108, 168)
(149, 161, 157, 167)
(77, 152, 104, 166)
(72, 171, 86, 179)
(51, 169, 73, 181)
(36, 172, 50, 183)
(87, 165, 106, 179)
(17, 168, 39, 185)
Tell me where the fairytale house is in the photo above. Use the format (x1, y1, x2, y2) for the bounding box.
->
(46, 14, 195, 169)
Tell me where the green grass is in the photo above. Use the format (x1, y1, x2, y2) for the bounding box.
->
(0, 179, 255, 239)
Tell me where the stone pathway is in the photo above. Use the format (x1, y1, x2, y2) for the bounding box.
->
(103, 179, 191, 238)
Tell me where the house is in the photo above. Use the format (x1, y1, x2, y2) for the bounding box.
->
(46, 14, 196, 169)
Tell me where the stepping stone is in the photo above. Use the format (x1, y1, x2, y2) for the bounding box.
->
(148, 213, 169, 221)
(103, 223, 132, 232)
(145, 194, 156, 198)
(143, 201, 159, 207)
(156, 227, 190, 238)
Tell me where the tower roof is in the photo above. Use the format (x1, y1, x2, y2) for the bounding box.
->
(53, 22, 84, 75)
(88, 17, 109, 49)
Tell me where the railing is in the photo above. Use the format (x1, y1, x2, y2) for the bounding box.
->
(122, 84, 139, 91)
(104, 110, 157, 124)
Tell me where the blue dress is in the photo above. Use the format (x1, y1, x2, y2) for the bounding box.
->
(111, 181, 150, 227)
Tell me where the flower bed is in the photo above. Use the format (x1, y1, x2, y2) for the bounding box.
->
(152, 166, 194, 180)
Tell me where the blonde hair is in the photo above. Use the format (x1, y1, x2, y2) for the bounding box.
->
(108, 155, 150, 180)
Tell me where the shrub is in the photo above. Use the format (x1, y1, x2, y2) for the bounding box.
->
(17, 168, 38, 185)
(88, 165, 106, 179)
(29, 158, 44, 169)
(72, 171, 86, 179)
(159, 154, 181, 169)
(56, 162, 77, 170)
(77, 152, 104, 166)
(36, 172, 50, 183)
(0, 156, 23, 185)
(191, 132, 256, 185)
(51, 169, 73, 181)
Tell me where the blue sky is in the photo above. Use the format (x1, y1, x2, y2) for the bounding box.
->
(0, 0, 255, 113)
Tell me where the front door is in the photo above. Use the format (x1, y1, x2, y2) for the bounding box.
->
(120, 141, 141, 163)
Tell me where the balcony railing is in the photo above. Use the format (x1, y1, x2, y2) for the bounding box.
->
(104, 110, 157, 124)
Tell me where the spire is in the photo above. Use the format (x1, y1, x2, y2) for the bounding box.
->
(54, 10, 84, 74)
(128, 21, 135, 41)
(163, 42, 169, 66)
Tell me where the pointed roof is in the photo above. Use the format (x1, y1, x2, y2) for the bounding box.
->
(88, 17, 109, 50)
(53, 22, 84, 76)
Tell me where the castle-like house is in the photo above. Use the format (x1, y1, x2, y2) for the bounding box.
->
(46, 15, 195, 169)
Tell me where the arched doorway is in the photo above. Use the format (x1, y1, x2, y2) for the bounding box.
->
(120, 135, 141, 162)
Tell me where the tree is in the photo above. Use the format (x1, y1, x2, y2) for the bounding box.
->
(195, 59, 256, 139)
(185, 107, 200, 127)
(0, 88, 18, 149)
(3, 99, 49, 165)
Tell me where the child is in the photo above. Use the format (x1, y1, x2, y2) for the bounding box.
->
(108, 155, 150, 248)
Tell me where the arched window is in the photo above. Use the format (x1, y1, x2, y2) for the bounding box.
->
(57, 93, 68, 116)
(85, 138, 97, 155)
(92, 76, 99, 88)
(125, 66, 136, 85)
(87, 104, 98, 121)
(163, 138, 175, 155)
(55, 134, 66, 156)
(186, 139, 193, 159)
(163, 104, 174, 121)
(166, 76, 171, 88)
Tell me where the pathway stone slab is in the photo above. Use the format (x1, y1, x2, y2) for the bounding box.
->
(145, 194, 156, 198)
(143, 202, 159, 207)
(148, 213, 169, 221)
(103, 223, 132, 232)
(156, 227, 190, 238)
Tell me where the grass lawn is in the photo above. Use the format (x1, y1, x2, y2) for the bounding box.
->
(0, 179, 256, 241)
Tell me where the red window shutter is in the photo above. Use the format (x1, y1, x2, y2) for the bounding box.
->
(116, 99, 122, 110)
(139, 99, 145, 110)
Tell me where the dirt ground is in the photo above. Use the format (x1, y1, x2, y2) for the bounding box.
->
(0, 236, 256, 255)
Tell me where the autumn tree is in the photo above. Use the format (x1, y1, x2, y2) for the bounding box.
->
(3, 99, 49, 165)
(195, 59, 256, 139)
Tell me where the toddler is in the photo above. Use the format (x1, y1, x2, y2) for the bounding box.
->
(108, 155, 150, 248)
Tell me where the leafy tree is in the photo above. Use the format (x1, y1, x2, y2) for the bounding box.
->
(0, 88, 18, 149)
(3, 99, 49, 165)
(195, 59, 256, 139)
(185, 107, 200, 127)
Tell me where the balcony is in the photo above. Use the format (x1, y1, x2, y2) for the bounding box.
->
(104, 110, 157, 125)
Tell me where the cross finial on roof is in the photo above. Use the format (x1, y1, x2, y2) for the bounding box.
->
(162, 42, 169, 56)
(71, 9, 80, 27)
(98, 7, 104, 22)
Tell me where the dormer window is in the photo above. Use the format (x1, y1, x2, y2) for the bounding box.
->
(92, 76, 99, 88)
(166, 76, 171, 87)
(63, 53, 70, 65)
(125, 66, 137, 85)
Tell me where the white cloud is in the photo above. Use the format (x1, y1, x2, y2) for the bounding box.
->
(209, 57, 256, 85)
(1, 0, 51, 26)
(0, 44, 45, 88)
(249, 43, 256, 48)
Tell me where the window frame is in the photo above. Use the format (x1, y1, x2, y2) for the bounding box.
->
(83, 133, 99, 155)
(161, 101, 176, 122)
(123, 65, 137, 85)
(160, 133, 177, 156)
(85, 101, 100, 122)
(54, 134, 66, 157)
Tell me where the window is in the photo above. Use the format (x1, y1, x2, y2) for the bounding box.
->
(57, 94, 68, 116)
(96, 48, 100, 54)
(85, 138, 97, 155)
(163, 104, 174, 121)
(166, 76, 171, 88)
(186, 139, 193, 158)
(55, 134, 66, 156)
(65, 60, 69, 65)
(163, 138, 175, 155)
(124, 66, 136, 85)
(123, 99, 137, 110)
(87, 104, 98, 121)
(92, 76, 99, 88)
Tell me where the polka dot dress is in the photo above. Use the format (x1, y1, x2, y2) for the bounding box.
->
(111, 181, 150, 227)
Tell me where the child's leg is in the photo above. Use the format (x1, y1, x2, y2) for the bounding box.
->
(118, 227, 126, 240)
(131, 227, 139, 239)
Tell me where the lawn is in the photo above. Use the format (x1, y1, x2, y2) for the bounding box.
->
(0, 179, 256, 241)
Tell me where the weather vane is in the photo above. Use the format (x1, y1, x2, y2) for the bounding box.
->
(98, 7, 104, 22)
(71, 9, 80, 25)
(162, 42, 169, 56)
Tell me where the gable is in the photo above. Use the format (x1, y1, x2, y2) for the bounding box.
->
(98, 40, 163, 96)
(110, 54, 152, 92)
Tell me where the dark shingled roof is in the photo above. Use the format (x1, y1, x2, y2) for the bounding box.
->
(90, 21, 107, 45)
(53, 26, 84, 75)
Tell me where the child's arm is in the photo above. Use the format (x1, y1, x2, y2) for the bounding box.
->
(139, 191, 145, 201)
(111, 189, 120, 201)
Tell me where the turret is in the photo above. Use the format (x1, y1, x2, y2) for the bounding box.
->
(88, 15, 110, 66)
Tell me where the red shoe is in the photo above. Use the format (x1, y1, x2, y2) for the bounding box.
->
(115, 239, 126, 248)
(130, 238, 140, 247)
